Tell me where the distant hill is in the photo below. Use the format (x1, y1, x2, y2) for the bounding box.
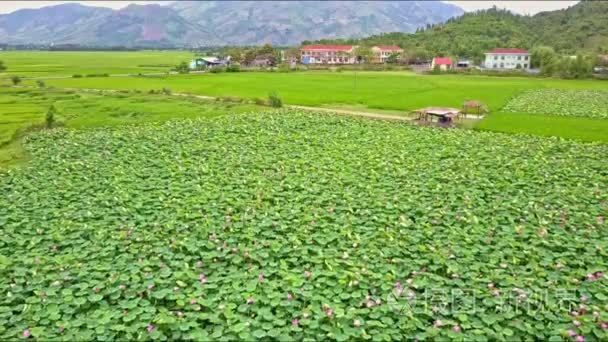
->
(0, 1, 463, 47)
(309, 1, 608, 61)
(169, 1, 464, 46)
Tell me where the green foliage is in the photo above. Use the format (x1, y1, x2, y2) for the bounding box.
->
(226, 64, 240, 72)
(268, 92, 282, 108)
(386, 53, 400, 64)
(209, 67, 224, 74)
(161, 87, 172, 95)
(0, 60, 6, 72)
(72, 74, 83, 78)
(354, 46, 373, 63)
(1, 111, 607, 340)
(176, 61, 190, 74)
(36, 80, 45, 88)
(85, 73, 110, 77)
(45, 104, 57, 128)
(10, 76, 21, 85)
(504, 89, 608, 118)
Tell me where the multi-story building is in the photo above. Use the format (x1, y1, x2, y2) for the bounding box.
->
(371, 45, 403, 63)
(484, 48, 531, 70)
(300, 45, 357, 64)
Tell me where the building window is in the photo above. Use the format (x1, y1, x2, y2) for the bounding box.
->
(500, 63, 504, 68)
(493, 64, 497, 68)
(501, 56, 505, 60)
(524, 56, 529, 60)
(517, 56, 521, 60)
(494, 55, 498, 60)
(524, 63, 528, 68)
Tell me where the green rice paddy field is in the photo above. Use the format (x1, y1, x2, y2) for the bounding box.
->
(0, 51, 192, 77)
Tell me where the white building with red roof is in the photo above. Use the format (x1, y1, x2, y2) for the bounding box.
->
(484, 48, 530, 70)
(431, 57, 453, 70)
(371, 45, 403, 63)
(300, 45, 357, 64)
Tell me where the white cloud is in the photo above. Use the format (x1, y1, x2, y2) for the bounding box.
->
(445, 1, 579, 15)
(0, 1, 170, 14)
(0, 1, 579, 15)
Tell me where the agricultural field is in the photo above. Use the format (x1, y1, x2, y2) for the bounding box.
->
(0, 51, 192, 78)
(39, 71, 608, 112)
(0, 88, 262, 166)
(1, 111, 607, 340)
(503, 89, 608, 119)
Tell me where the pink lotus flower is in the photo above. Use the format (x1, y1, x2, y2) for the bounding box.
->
(452, 325, 461, 333)
(323, 305, 333, 318)
(567, 329, 577, 337)
(291, 318, 299, 326)
(433, 320, 443, 328)
(176, 311, 183, 317)
(354, 319, 361, 327)
(304, 271, 312, 279)
(258, 273, 265, 281)
(58, 326, 65, 333)
(394, 281, 404, 296)
(199, 273, 207, 284)
(580, 295, 588, 302)
(247, 297, 254, 305)
(575, 335, 585, 342)
(487, 283, 495, 289)
(146, 324, 155, 333)
(600, 322, 608, 330)
(287, 293, 293, 301)
(23, 329, 31, 338)
(492, 289, 501, 297)
(196, 261, 203, 268)
(190, 299, 197, 305)
(119, 284, 126, 290)
(573, 320, 581, 327)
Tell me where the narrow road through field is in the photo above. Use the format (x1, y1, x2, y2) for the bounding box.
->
(31, 86, 485, 122)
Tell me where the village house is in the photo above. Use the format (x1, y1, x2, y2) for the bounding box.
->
(431, 57, 453, 70)
(189, 56, 230, 70)
(371, 45, 403, 63)
(300, 45, 357, 64)
(484, 48, 530, 70)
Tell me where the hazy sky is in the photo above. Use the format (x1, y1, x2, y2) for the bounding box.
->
(0, 1, 579, 15)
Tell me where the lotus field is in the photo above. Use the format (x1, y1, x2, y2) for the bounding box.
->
(503, 89, 608, 119)
(1, 111, 607, 340)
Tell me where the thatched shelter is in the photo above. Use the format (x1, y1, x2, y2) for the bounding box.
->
(413, 107, 461, 124)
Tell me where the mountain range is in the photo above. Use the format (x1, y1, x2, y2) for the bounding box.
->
(0, 1, 464, 47)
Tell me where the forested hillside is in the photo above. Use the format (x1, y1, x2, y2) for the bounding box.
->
(305, 1, 608, 63)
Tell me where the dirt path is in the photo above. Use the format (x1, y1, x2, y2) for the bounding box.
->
(288, 105, 414, 121)
(45, 86, 486, 122)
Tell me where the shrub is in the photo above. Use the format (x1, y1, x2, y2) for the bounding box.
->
(253, 97, 267, 106)
(161, 88, 172, 95)
(226, 64, 240, 72)
(36, 80, 45, 88)
(72, 74, 82, 78)
(209, 67, 224, 74)
(268, 92, 283, 108)
(85, 73, 110, 78)
(11, 76, 21, 86)
(175, 61, 190, 74)
(45, 104, 57, 128)
(0, 60, 6, 72)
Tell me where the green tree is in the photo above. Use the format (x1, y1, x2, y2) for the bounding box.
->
(176, 61, 190, 74)
(386, 52, 400, 64)
(36, 80, 45, 88)
(11, 76, 21, 86)
(354, 46, 374, 64)
(45, 104, 57, 128)
(0, 60, 6, 72)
